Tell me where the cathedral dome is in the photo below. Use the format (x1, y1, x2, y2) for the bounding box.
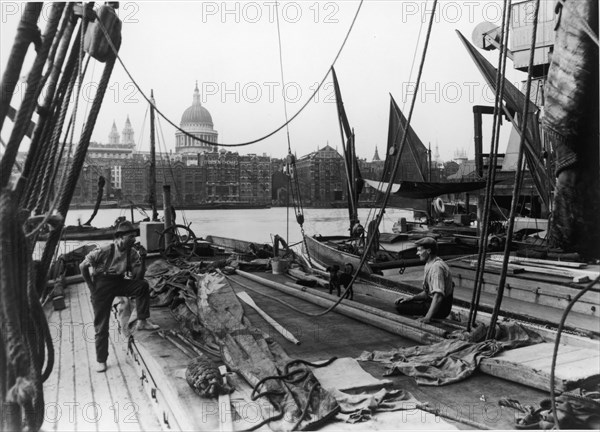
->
(180, 83, 213, 126)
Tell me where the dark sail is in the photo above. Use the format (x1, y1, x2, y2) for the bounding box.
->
(382, 96, 428, 183)
(456, 30, 552, 209)
(331, 68, 363, 228)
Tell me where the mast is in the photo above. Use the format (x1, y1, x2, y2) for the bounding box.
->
(149, 89, 158, 221)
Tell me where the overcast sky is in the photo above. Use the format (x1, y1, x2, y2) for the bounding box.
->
(1, 1, 529, 162)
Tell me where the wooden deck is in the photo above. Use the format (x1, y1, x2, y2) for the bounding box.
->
(378, 265, 600, 336)
(42, 283, 161, 432)
(42, 268, 598, 431)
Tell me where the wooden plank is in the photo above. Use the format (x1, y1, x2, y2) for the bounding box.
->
(237, 291, 301, 344)
(485, 258, 599, 282)
(489, 255, 589, 269)
(236, 270, 443, 345)
(451, 264, 600, 305)
(73, 286, 100, 432)
(135, 337, 220, 431)
(283, 281, 448, 338)
(480, 343, 600, 392)
(490, 343, 581, 364)
(41, 294, 64, 431)
(53, 287, 77, 432)
(452, 268, 600, 317)
(217, 366, 234, 432)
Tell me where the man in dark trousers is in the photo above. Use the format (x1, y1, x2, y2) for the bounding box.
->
(80, 221, 159, 372)
(394, 237, 454, 323)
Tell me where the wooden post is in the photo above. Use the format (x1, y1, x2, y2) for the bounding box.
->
(235, 270, 443, 344)
(163, 185, 173, 245)
(149, 90, 158, 221)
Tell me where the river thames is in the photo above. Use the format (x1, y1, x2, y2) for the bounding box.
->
(63, 207, 414, 246)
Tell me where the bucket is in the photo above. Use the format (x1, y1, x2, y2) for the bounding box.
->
(271, 258, 290, 275)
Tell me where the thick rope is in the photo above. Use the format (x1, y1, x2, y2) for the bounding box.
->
(341, 0, 439, 301)
(0, 3, 43, 134)
(0, 3, 65, 189)
(30, 14, 79, 213)
(0, 189, 51, 431)
(486, 0, 540, 338)
(37, 55, 117, 297)
(468, 0, 512, 330)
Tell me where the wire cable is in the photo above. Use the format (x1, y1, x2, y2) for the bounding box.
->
(95, 1, 364, 148)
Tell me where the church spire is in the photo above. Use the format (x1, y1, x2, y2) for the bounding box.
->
(193, 81, 201, 105)
(372, 146, 381, 161)
(109, 120, 120, 145)
(121, 115, 135, 147)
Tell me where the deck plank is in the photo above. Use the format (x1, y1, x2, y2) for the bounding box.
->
(72, 287, 98, 432)
(479, 342, 600, 392)
(42, 283, 162, 432)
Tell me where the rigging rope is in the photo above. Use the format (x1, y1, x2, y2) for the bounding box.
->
(486, 0, 540, 339)
(468, 0, 512, 330)
(94, 1, 364, 148)
(0, 2, 43, 134)
(232, 0, 439, 317)
(0, 3, 65, 189)
(1, 190, 53, 431)
(38, 53, 118, 299)
(273, 1, 310, 262)
(344, 0, 439, 300)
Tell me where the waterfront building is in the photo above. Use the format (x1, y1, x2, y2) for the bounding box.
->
(295, 145, 346, 207)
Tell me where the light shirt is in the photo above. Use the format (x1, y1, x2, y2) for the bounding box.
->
(83, 243, 141, 276)
(422, 257, 453, 298)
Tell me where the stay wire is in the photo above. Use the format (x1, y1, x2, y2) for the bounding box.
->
(94, 0, 364, 148)
(486, 0, 540, 339)
(348, 0, 439, 300)
(468, 0, 512, 330)
(226, 0, 439, 316)
(274, 1, 295, 246)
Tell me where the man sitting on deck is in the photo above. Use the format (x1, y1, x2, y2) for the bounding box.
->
(80, 221, 159, 373)
(394, 237, 454, 323)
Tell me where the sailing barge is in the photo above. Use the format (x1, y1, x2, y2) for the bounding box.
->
(1, 1, 599, 432)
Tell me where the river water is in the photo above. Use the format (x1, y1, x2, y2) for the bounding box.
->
(64, 207, 413, 245)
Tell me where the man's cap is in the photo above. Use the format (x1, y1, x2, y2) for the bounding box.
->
(114, 221, 137, 237)
(414, 236, 437, 248)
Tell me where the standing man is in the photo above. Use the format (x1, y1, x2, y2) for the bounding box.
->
(80, 221, 159, 372)
(394, 237, 453, 323)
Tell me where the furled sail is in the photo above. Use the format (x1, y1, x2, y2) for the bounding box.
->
(364, 179, 488, 199)
(331, 67, 363, 229)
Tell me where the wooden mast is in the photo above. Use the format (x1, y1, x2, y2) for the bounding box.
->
(149, 89, 158, 221)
